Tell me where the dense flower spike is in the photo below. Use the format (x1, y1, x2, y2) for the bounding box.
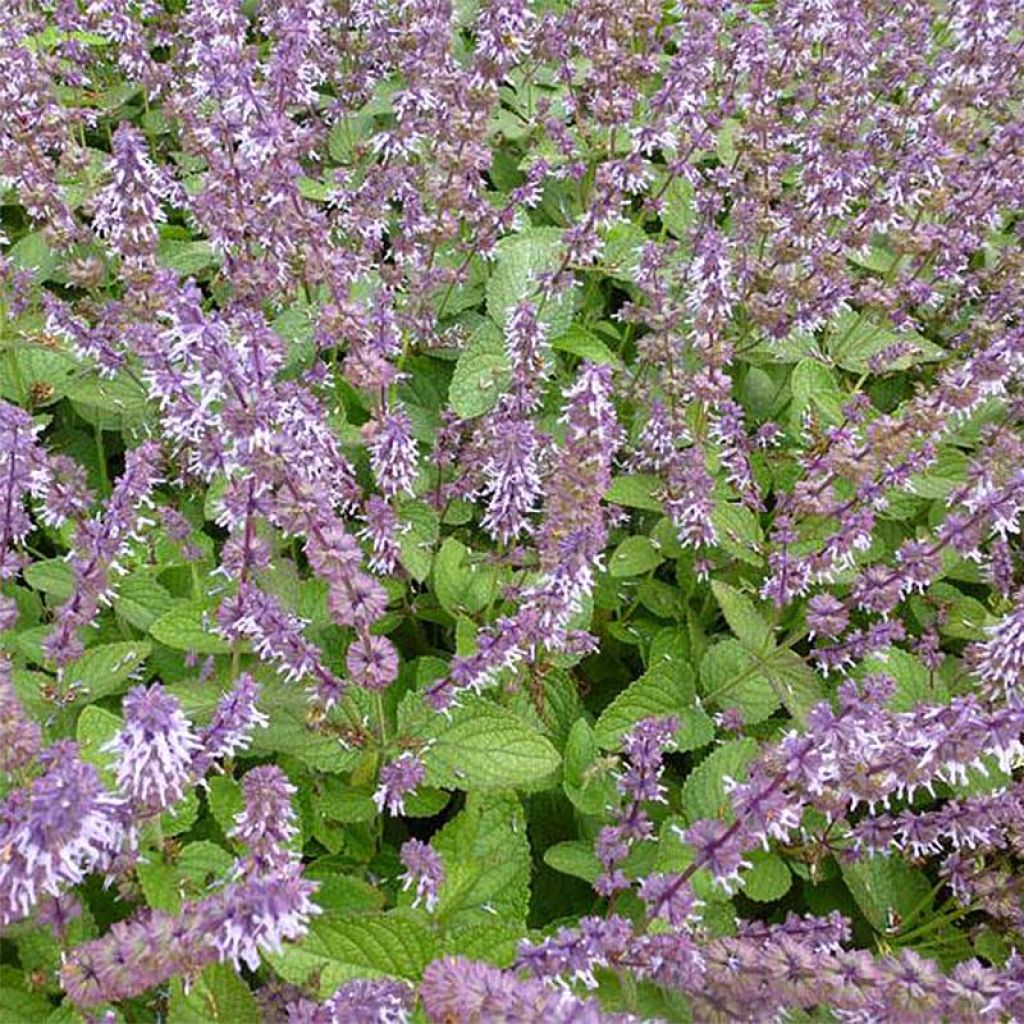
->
(398, 838, 444, 912)
(0, 742, 126, 925)
(230, 764, 300, 872)
(105, 684, 199, 812)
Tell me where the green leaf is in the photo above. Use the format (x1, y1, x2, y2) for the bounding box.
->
(700, 639, 780, 725)
(168, 963, 260, 1024)
(157, 238, 221, 276)
(114, 573, 176, 630)
(433, 537, 497, 616)
(661, 174, 695, 240)
(486, 227, 571, 336)
(397, 501, 439, 583)
(64, 641, 151, 703)
(680, 738, 759, 823)
(742, 851, 792, 902)
(149, 602, 234, 654)
(544, 841, 600, 884)
(562, 718, 617, 815)
(22, 559, 75, 600)
(448, 320, 510, 419)
(64, 373, 150, 429)
(594, 665, 713, 753)
(709, 502, 764, 566)
(605, 474, 663, 512)
(268, 911, 439, 997)
(432, 792, 531, 927)
(826, 311, 946, 374)
(790, 360, 844, 427)
(9, 232, 56, 282)
(442, 922, 523, 967)
(207, 776, 244, 836)
(840, 855, 932, 933)
(250, 679, 359, 774)
(710, 580, 773, 651)
(422, 699, 560, 790)
(550, 325, 620, 367)
(608, 536, 664, 577)
(76, 705, 121, 780)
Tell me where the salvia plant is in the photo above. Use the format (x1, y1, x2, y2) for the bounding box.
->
(2, 0, 1024, 1021)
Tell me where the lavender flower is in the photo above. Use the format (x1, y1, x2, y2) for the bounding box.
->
(971, 595, 1024, 699)
(230, 764, 299, 872)
(346, 633, 400, 692)
(398, 838, 444, 912)
(419, 956, 625, 1023)
(0, 741, 126, 925)
(192, 673, 268, 776)
(373, 752, 425, 817)
(104, 684, 199, 812)
(0, 656, 41, 773)
(369, 410, 419, 499)
(286, 979, 414, 1024)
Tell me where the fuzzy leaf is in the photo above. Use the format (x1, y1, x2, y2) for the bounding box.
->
(422, 700, 560, 790)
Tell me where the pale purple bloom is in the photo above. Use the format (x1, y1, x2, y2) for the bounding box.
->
(230, 765, 300, 872)
(346, 633, 400, 692)
(287, 979, 414, 1024)
(0, 742, 126, 925)
(972, 596, 1024, 698)
(0, 656, 41, 773)
(399, 838, 444, 912)
(373, 752, 425, 816)
(105, 684, 199, 812)
(192, 673, 268, 776)
(369, 410, 419, 498)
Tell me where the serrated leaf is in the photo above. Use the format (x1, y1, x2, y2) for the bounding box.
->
(680, 739, 759, 823)
(422, 699, 560, 790)
(544, 841, 600, 884)
(594, 665, 713, 753)
(157, 238, 221, 276)
(608, 536, 664, 577)
(397, 501, 439, 583)
(432, 792, 530, 927)
(114, 573, 176, 630)
(710, 503, 764, 566)
(700, 639, 780, 725)
(22, 559, 74, 600)
(826, 311, 945, 374)
(64, 373, 150, 429)
(268, 911, 439, 997)
(550, 325, 620, 366)
(448, 320, 510, 419)
(486, 227, 571, 336)
(840, 855, 932, 933)
(168, 963, 259, 1024)
(250, 680, 358, 774)
(742, 851, 792, 902)
(710, 580, 773, 651)
(64, 641, 151, 703)
(149, 603, 233, 654)
(661, 174, 695, 240)
(207, 776, 244, 836)
(433, 537, 497, 616)
(605, 474, 663, 512)
(790, 360, 844, 427)
(442, 922, 523, 967)
(9, 232, 56, 281)
(563, 718, 617, 815)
